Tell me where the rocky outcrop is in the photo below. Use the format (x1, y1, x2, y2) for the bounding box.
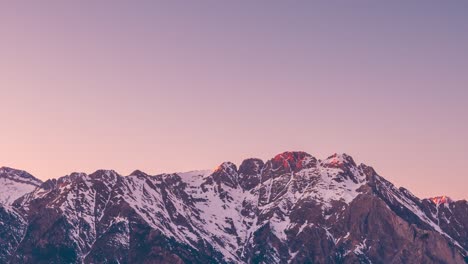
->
(0, 205, 27, 263)
(0, 152, 466, 263)
(238, 158, 264, 190)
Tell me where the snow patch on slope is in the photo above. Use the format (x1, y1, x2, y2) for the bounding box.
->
(0, 167, 42, 205)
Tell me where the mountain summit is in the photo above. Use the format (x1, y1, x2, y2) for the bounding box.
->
(0, 152, 466, 264)
(0, 167, 42, 205)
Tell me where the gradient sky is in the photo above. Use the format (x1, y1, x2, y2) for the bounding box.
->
(0, 1, 467, 199)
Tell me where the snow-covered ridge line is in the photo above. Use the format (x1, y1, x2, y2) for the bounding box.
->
(1, 151, 466, 263)
(0, 167, 43, 205)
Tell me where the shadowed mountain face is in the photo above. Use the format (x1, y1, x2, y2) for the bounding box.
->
(0, 152, 466, 264)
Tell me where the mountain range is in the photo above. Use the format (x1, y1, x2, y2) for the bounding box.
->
(0, 151, 466, 263)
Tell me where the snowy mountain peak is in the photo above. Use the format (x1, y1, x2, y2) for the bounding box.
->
(89, 169, 119, 177)
(208, 162, 239, 188)
(0, 166, 42, 186)
(0, 153, 466, 263)
(0, 167, 42, 205)
(88, 169, 120, 183)
(129, 169, 149, 177)
(322, 153, 356, 168)
(269, 151, 317, 173)
(66, 172, 88, 181)
(215, 161, 237, 173)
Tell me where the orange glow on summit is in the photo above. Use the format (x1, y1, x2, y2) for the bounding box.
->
(272, 151, 311, 172)
(328, 157, 341, 166)
(430, 196, 451, 205)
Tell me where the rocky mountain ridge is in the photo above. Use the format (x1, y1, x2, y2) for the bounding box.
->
(0, 167, 42, 205)
(0, 152, 466, 263)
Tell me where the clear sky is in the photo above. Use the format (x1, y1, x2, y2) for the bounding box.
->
(0, 1, 467, 199)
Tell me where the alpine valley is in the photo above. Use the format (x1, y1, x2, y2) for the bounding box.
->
(0, 152, 466, 264)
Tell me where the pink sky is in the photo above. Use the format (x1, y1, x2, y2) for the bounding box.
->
(0, 2, 467, 199)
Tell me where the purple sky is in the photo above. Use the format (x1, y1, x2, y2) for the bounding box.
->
(0, 1, 467, 199)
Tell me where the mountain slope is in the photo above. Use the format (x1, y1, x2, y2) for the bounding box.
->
(0, 167, 42, 205)
(1, 152, 466, 263)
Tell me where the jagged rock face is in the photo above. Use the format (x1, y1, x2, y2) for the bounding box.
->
(238, 158, 264, 190)
(0, 205, 28, 263)
(261, 151, 317, 182)
(11, 170, 222, 263)
(420, 197, 468, 250)
(0, 152, 467, 264)
(210, 162, 239, 189)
